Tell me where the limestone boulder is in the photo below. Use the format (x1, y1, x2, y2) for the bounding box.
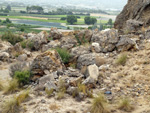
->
(91, 29, 119, 52)
(49, 28, 62, 40)
(31, 50, 65, 77)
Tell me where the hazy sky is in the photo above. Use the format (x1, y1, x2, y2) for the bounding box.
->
(2, 0, 128, 10)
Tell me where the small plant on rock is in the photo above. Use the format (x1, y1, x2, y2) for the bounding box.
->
(118, 98, 134, 112)
(55, 48, 71, 64)
(90, 93, 109, 113)
(116, 53, 127, 66)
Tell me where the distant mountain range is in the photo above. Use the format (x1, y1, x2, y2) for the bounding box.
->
(1, 0, 128, 10)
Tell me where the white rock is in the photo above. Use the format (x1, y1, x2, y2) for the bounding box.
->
(91, 42, 101, 53)
(17, 54, 27, 61)
(87, 64, 99, 80)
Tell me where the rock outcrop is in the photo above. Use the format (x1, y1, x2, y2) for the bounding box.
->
(114, 0, 150, 32)
(91, 29, 119, 52)
(31, 50, 65, 79)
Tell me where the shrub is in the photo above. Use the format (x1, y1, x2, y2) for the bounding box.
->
(4, 78, 19, 94)
(118, 98, 134, 112)
(90, 93, 109, 113)
(1, 31, 23, 45)
(16, 90, 30, 106)
(55, 48, 71, 64)
(14, 70, 31, 86)
(116, 53, 127, 66)
(1, 97, 19, 113)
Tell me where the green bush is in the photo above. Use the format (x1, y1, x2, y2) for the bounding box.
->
(20, 40, 27, 48)
(27, 40, 34, 50)
(55, 48, 71, 64)
(14, 71, 31, 86)
(1, 31, 24, 45)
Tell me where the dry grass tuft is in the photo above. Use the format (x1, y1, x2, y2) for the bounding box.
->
(1, 97, 19, 113)
(118, 98, 134, 112)
(4, 78, 19, 94)
(90, 93, 109, 113)
(0, 80, 4, 91)
(116, 53, 127, 66)
(49, 103, 60, 111)
(45, 88, 54, 97)
(16, 89, 30, 106)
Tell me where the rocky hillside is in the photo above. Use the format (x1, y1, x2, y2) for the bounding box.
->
(0, 25, 150, 113)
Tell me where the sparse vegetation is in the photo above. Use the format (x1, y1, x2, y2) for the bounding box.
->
(14, 70, 31, 86)
(1, 97, 19, 113)
(57, 79, 66, 100)
(55, 48, 71, 64)
(90, 93, 109, 113)
(4, 78, 19, 94)
(1, 31, 24, 45)
(116, 53, 127, 66)
(49, 103, 60, 111)
(118, 98, 134, 112)
(16, 90, 30, 106)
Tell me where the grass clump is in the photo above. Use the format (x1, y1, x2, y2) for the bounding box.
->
(14, 70, 31, 86)
(90, 93, 109, 113)
(0, 79, 4, 91)
(116, 53, 127, 66)
(16, 90, 30, 106)
(1, 97, 19, 113)
(118, 98, 134, 112)
(55, 48, 71, 64)
(4, 78, 19, 94)
(1, 31, 23, 45)
(45, 88, 54, 97)
(49, 103, 60, 111)
(56, 79, 66, 100)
